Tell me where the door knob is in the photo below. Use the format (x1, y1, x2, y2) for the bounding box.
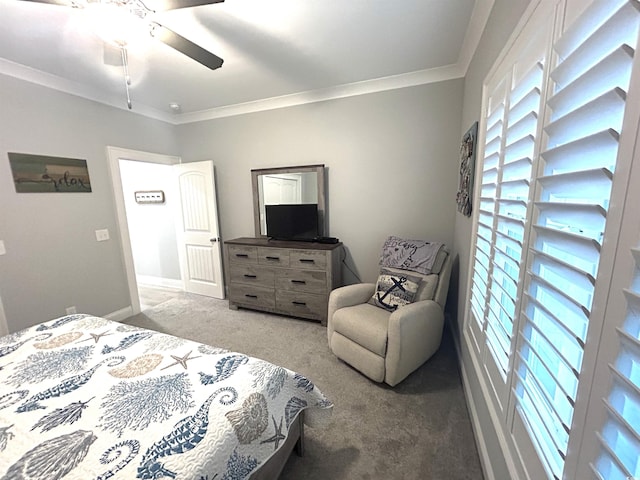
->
(210, 237, 220, 243)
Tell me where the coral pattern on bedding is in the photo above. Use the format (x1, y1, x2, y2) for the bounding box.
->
(0, 314, 332, 479)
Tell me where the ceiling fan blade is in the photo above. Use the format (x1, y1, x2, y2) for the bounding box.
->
(151, 23, 223, 70)
(154, 0, 224, 11)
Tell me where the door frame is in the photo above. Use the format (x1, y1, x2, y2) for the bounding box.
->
(106, 146, 182, 315)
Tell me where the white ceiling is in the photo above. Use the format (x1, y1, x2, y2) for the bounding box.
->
(0, 0, 492, 124)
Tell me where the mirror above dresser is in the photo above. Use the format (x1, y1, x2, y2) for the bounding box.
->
(251, 164, 326, 238)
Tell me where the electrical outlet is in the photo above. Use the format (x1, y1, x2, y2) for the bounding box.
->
(66, 306, 77, 315)
(0, 240, 5, 256)
(95, 229, 110, 242)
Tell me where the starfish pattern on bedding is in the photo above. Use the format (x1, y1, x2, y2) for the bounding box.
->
(161, 350, 202, 370)
(260, 416, 285, 450)
(78, 331, 112, 344)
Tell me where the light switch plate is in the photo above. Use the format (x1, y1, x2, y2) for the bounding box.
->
(0, 240, 5, 255)
(95, 229, 110, 242)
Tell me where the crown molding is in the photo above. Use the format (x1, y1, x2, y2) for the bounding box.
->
(1, 57, 466, 125)
(174, 63, 466, 124)
(0, 58, 174, 123)
(457, 0, 495, 73)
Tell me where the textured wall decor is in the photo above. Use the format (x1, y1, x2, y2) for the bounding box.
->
(456, 122, 478, 217)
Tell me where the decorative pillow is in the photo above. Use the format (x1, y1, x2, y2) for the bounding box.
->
(368, 268, 422, 312)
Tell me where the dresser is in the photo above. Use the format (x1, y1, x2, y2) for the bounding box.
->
(224, 237, 343, 325)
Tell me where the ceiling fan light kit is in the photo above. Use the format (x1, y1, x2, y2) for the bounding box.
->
(83, 1, 149, 47)
(21, 0, 225, 110)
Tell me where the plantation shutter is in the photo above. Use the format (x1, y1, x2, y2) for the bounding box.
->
(512, 1, 640, 478)
(488, 59, 543, 377)
(468, 29, 546, 402)
(469, 79, 505, 336)
(591, 244, 640, 480)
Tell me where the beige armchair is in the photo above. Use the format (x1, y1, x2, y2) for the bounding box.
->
(327, 246, 451, 386)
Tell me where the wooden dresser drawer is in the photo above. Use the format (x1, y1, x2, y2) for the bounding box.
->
(229, 264, 275, 288)
(229, 284, 275, 309)
(225, 238, 342, 325)
(276, 291, 326, 320)
(275, 269, 327, 294)
(228, 245, 258, 264)
(258, 247, 290, 267)
(289, 249, 327, 270)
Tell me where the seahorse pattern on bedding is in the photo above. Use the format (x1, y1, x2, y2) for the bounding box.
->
(0, 314, 333, 479)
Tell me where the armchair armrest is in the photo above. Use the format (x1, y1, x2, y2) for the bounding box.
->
(327, 283, 375, 342)
(385, 299, 445, 386)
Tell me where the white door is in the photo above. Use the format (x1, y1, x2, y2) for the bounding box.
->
(263, 175, 301, 204)
(173, 161, 225, 298)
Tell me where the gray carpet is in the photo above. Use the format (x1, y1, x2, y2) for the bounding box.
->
(123, 292, 484, 480)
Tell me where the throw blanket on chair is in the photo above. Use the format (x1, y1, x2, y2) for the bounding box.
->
(380, 236, 444, 274)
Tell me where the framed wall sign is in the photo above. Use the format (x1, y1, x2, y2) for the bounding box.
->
(8, 152, 92, 193)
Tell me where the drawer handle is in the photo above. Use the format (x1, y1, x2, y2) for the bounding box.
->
(291, 280, 306, 284)
(244, 274, 257, 279)
(235, 254, 249, 258)
(299, 259, 315, 264)
(245, 294, 258, 299)
(292, 301, 307, 306)
(265, 256, 280, 261)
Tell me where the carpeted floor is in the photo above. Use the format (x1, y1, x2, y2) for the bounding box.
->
(124, 290, 484, 480)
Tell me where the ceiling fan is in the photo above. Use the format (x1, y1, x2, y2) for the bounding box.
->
(20, 0, 226, 109)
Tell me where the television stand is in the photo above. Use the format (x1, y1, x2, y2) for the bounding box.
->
(224, 237, 343, 325)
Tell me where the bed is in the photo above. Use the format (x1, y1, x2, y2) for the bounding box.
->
(0, 314, 332, 479)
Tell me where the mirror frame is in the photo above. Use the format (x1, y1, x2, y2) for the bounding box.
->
(251, 164, 326, 238)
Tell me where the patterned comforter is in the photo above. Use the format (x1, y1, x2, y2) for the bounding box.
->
(0, 314, 332, 479)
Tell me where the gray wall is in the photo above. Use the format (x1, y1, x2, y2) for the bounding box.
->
(177, 80, 464, 286)
(450, 1, 534, 478)
(0, 74, 180, 332)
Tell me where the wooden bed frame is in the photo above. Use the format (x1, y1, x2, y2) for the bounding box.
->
(249, 411, 305, 479)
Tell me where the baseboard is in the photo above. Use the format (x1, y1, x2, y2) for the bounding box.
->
(452, 325, 523, 480)
(452, 328, 495, 480)
(104, 306, 133, 322)
(136, 275, 184, 291)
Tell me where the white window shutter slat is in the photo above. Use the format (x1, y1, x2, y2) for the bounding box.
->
(541, 129, 619, 174)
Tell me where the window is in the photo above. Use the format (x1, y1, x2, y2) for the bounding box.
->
(465, 0, 640, 478)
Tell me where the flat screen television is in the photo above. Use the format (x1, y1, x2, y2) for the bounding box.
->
(265, 203, 319, 241)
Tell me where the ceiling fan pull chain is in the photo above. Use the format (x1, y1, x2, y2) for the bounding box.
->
(120, 46, 133, 110)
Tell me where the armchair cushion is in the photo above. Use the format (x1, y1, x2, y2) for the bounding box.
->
(331, 303, 390, 356)
(367, 268, 421, 311)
